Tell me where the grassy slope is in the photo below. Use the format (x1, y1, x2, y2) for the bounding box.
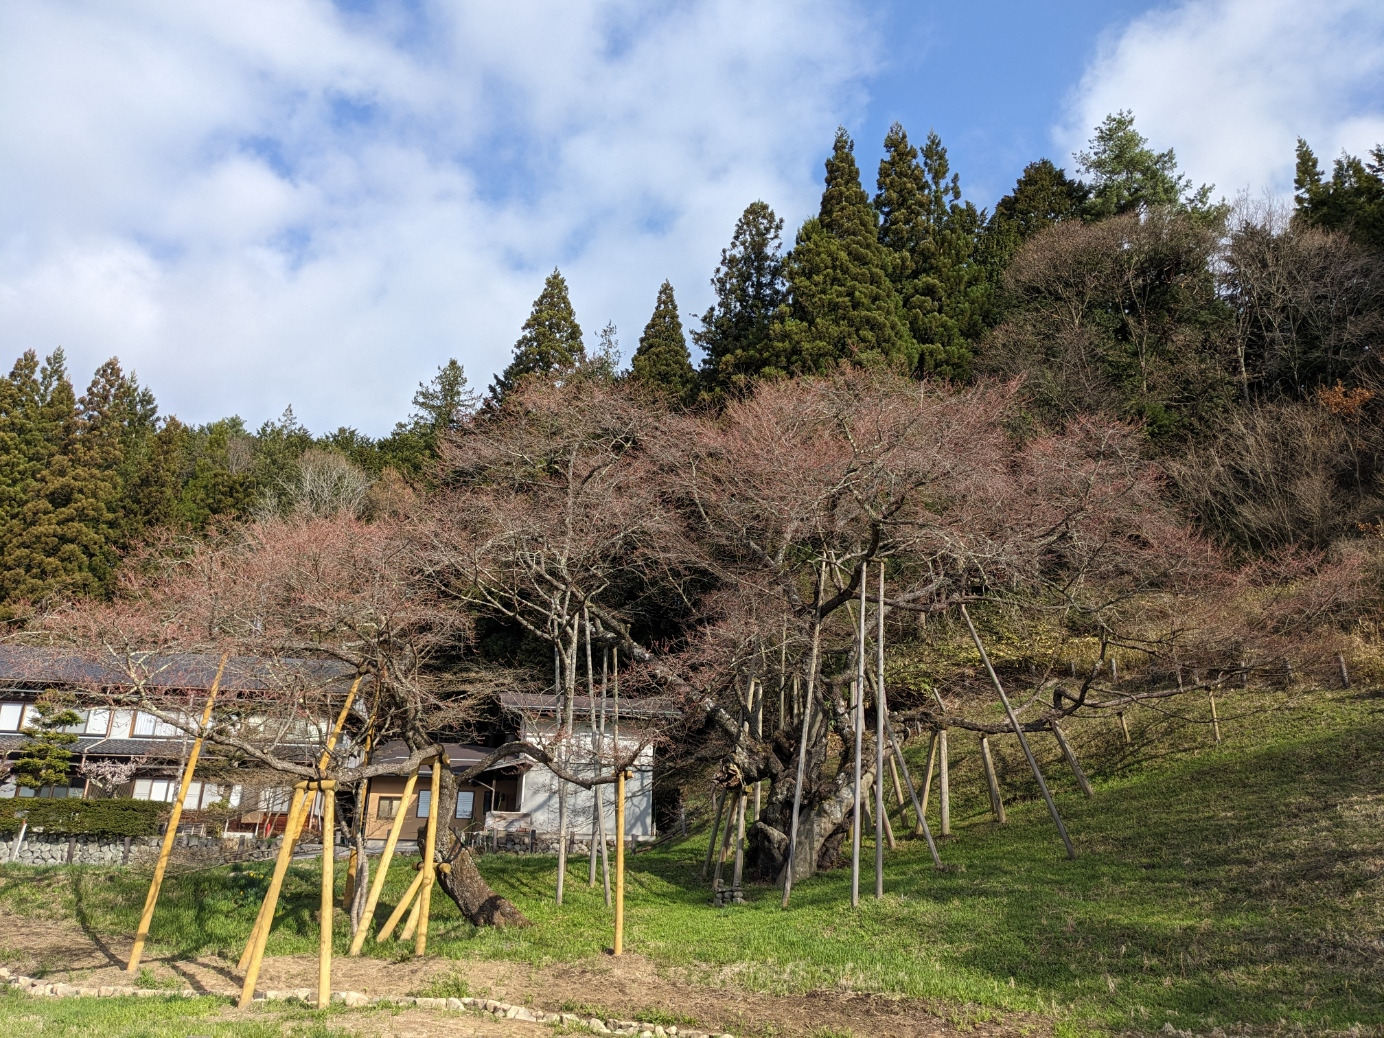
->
(2, 686, 1380, 1035)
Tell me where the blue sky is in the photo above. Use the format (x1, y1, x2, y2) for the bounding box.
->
(1, 0, 1381, 435)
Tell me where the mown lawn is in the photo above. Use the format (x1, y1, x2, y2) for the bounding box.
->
(2, 686, 1381, 1035)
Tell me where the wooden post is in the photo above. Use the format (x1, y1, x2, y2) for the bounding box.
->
(851, 574, 865, 909)
(240, 676, 362, 971)
(730, 791, 747, 892)
(711, 782, 736, 891)
(318, 787, 335, 1007)
(979, 736, 1006, 823)
(888, 754, 904, 810)
(919, 731, 937, 817)
(938, 730, 950, 837)
(415, 753, 443, 957)
(1338, 653, 1351, 688)
(349, 766, 420, 955)
(1209, 693, 1221, 744)
(782, 571, 823, 908)
(239, 780, 310, 1008)
(1118, 711, 1131, 745)
(961, 605, 1075, 859)
(613, 768, 627, 956)
(883, 712, 940, 866)
(127, 654, 227, 973)
(874, 561, 885, 900)
(1051, 721, 1093, 797)
(376, 866, 425, 942)
(702, 789, 725, 879)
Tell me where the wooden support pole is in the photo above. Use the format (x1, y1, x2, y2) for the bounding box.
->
(851, 574, 865, 909)
(318, 787, 335, 1007)
(349, 767, 420, 955)
(415, 753, 443, 957)
(712, 782, 736, 890)
(1051, 721, 1093, 797)
(979, 736, 1006, 823)
(782, 576, 823, 908)
(961, 605, 1075, 859)
(1118, 711, 1131, 745)
(874, 561, 885, 900)
(731, 791, 747, 891)
(888, 754, 904, 810)
(613, 768, 627, 956)
(239, 780, 311, 1008)
(127, 653, 227, 973)
(398, 882, 424, 942)
(376, 866, 425, 942)
(1338, 653, 1351, 688)
(702, 788, 725, 879)
(919, 731, 937, 818)
(938, 730, 950, 837)
(239, 677, 362, 971)
(1209, 693, 1221, 744)
(883, 711, 940, 866)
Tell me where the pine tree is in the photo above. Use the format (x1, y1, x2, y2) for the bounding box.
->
(489, 269, 586, 402)
(1294, 138, 1384, 254)
(772, 129, 917, 376)
(1077, 111, 1219, 220)
(378, 360, 479, 475)
(693, 201, 787, 397)
(631, 281, 696, 402)
(990, 158, 1088, 240)
(13, 697, 82, 792)
(875, 124, 982, 377)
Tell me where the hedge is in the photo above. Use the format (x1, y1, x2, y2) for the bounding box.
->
(0, 798, 168, 838)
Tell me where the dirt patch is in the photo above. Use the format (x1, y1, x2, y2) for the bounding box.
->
(0, 912, 1037, 1037)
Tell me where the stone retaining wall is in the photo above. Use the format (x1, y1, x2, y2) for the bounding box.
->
(0, 832, 279, 867)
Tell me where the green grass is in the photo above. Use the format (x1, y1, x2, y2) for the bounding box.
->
(2, 686, 1381, 1034)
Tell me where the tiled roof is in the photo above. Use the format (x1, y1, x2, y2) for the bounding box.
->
(0, 645, 355, 692)
(498, 692, 679, 720)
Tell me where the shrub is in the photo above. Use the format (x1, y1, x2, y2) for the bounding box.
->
(0, 797, 168, 838)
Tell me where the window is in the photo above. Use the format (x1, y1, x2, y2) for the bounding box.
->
(182, 781, 202, 810)
(133, 778, 175, 802)
(454, 791, 474, 819)
(84, 709, 111, 736)
(0, 704, 22, 732)
(133, 713, 157, 737)
(259, 787, 291, 813)
(376, 796, 401, 820)
(416, 790, 431, 818)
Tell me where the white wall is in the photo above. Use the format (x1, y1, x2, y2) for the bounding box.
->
(513, 723, 656, 838)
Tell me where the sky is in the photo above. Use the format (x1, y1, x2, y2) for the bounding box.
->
(1, 0, 1381, 436)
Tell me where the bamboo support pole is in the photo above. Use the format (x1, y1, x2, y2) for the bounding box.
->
(878, 781, 896, 849)
(919, 731, 937, 817)
(415, 753, 443, 957)
(127, 654, 228, 973)
(782, 572, 824, 908)
(960, 605, 1075, 859)
(376, 866, 425, 942)
(1118, 711, 1131, 745)
(239, 677, 362, 971)
(613, 769, 627, 955)
(711, 783, 736, 890)
(874, 562, 885, 899)
(883, 711, 940, 865)
(1338, 653, 1351, 688)
(239, 780, 311, 1008)
(318, 788, 335, 1007)
(349, 766, 420, 954)
(938, 730, 950, 836)
(979, 736, 1006, 823)
(1209, 693, 1221, 744)
(1051, 721, 1093, 797)
(731, 791, 747, 891)
(851, 575, 865, 909)
(398, 884, 424, 942)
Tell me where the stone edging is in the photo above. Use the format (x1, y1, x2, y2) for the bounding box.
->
(0, 965, 733, 1038)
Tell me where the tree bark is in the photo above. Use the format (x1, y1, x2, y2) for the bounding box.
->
(421, 828, 531, 928)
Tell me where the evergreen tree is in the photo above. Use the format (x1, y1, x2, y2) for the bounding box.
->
(489, 268, 586, 402)
(875, 123, 984, 377)
(631, 281, 696, 402)
(772, 129, 917, 376)
(1294, 139, 1384, 254)
(13, 696, 82, 792)
(693, 201, 787, 397)
(990, 158, 1088, 241)
(378, 359, 479, 475)
(1076, 110, 1218, 220)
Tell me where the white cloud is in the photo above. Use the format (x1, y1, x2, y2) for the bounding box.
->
(1058, 0, 1384, 203)
(0, 0, 874, 433)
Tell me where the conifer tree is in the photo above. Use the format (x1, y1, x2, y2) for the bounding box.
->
(1077, 111, 1218, 220)
(13, 697, 82, 792)
(1294, 138, 1384, 254)
(489, 268, 586, 402)
(693, 201, 787, 397)
(631, 280, 696, 402)
(772, 129, 917, 376)
(875, 124, 984, 377)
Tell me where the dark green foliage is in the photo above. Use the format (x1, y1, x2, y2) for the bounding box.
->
(1294, 138, 1384, 254)
(875, 123, 985, 376)
(0, 797, 167, 837)
(631, 281, 696, 402)
(488, 268, 586, 403)
(1076, 110, 1220, 220)
(374, 359, 479, 477)
(693, 201, 787, 398)
(771, 129, 917, 376)
(981, 159, 1089, 289)
(12, 698, 82, 792)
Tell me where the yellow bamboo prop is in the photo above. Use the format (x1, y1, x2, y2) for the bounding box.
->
(126, 654, 228, 973)
(238, 780, 310, 1008)
(613, 768, 627, 956)
(414, 753, 444, 956)
(349, 766, 421, 955)
(376, 866, 425, 942)
(318, 787, 335, 1007)
(399, 886, 424, 941)
(238, 676, 362, 971)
